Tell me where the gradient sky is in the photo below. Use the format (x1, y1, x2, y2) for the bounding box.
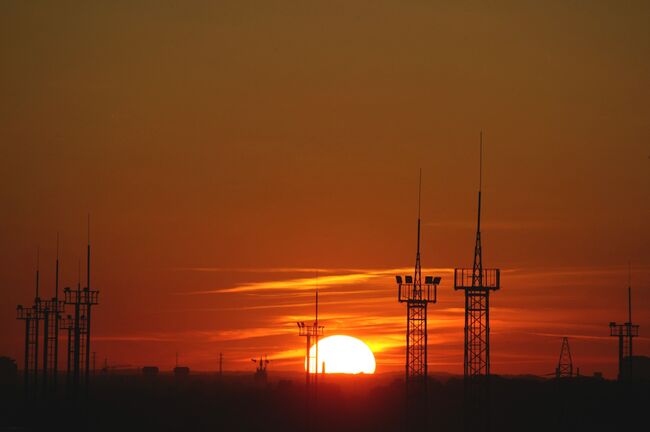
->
(1, 1, 649, 379)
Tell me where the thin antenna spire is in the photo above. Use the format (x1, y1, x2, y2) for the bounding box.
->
(476, 132, 483, 235)
(628, 261, 632, 324)
(418, 168, 422, 220)
(36, 246, 40, 299)
(87, 214, 91, 291)
(415, 169, 422, 279)
(479, 131, 483, 193)
(315, 272, 319, 326)
(56, 232, 60, 300)
(316, 279, 319, 375)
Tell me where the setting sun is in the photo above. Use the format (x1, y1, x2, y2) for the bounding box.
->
(307, 335, 376, 374)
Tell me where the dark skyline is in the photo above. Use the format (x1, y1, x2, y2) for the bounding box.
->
(1, 1, 649, 378)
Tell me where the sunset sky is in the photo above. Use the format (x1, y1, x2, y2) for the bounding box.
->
(1, 1, 649, 379)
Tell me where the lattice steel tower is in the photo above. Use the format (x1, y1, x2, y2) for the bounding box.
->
(556, 337, 573, 378)
(296, 288, 324, 431)
(297, 288, 324, 387)
(395, 170, 441, 420)
(454, 133, 501, 431)
(609, 264, 639, 381)
(16, 251, 42, 398)
(40, 236, 65, 394)
(63, 221, 99, 396)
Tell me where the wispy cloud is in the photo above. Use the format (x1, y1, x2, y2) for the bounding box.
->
(176, 267, 454, 295)
(171, 267, 355, 274)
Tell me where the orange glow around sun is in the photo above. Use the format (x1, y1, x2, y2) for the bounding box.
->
(307, 335, 376, 374)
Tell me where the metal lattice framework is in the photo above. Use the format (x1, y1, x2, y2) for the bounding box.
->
(64, 285, 98, 395)
(63, 233, 99, 396)
(609, 321, 638, 380)
(395, 171, 441, 426)
(609, 272, 639, 381)
(556, 337, 573, 378)
(296, 289, 324, 432)
(60, 314, 75, 386)
(38, 298, 65, 393)
(396, 272, 439, 384)
(454, 133, 501, 431)
(16, 256, 43, 398)
(16, 304, 40, 396)
(454, 267, 500, 378)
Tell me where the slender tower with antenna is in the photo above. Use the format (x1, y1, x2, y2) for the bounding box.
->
(51, 233, 63, 391)
(16, 250, 42, 398)
(52, 234, 60, 390)
(395, 170, 441, 427)
(296, 286, 324, 430)
(40, 235, 66, 395)
(63, 217, 99, 396)
(454, 133, 501, 431)
(35, 248, 40, 389)
(84, 216, 93, 389)
(609, 263, 639, 380)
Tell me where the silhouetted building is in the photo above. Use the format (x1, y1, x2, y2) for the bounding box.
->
(142, 366, 159, 377)
(174, 366, 190, 378)
(0, 356, 18, 393)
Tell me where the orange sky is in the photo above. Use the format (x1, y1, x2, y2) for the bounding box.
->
(1, 1, 649, 379)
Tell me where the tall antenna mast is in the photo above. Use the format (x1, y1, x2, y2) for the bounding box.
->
(628, 261, 632, 324)
(87, 214, 91, 292)
(478, 131, 483, 193)
(415, 168, 422, 286)
(52, 231, 62, 391)
(315, 272, 319, 327)
(454, 131, 501, 431)
(315, 274, 319, 375)
(56, 233, 59, 300)
(36, 247, 40, 300)
(396, 169, 441, 428)
(609, 262, 639, 380)
(477, 132, 483, 246)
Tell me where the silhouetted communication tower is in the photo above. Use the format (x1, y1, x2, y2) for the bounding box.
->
(296, 287, 324, 431)
(395, 170, 441, 413)
(41, 236, 65, 394)
(252, 354, 270, 383)
(454, 133, 501, 431)
(609, 265, 639, 381)
(556, 337, 573, 378)
(16, 251, 42, 398)
(296, 288, 324, 388)
(60, 313, 76, 387)
(16, 303, 39, 397)
(64, 225, 99, 396)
